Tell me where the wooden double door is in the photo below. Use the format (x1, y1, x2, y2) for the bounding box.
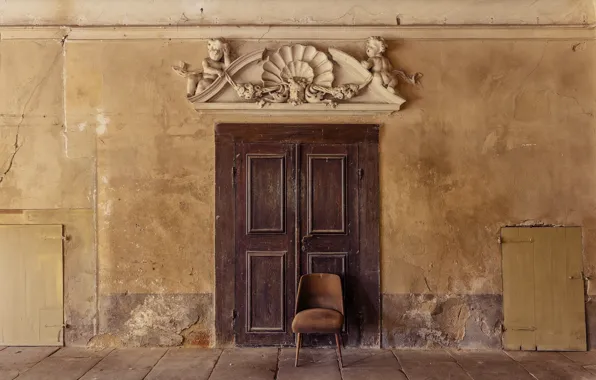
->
(215, 124, 380, 347)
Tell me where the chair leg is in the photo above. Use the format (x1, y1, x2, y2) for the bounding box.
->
(335, 333, 343, 368)
(295, 333, 302, 367)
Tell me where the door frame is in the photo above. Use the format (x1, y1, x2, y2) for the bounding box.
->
(215, 123, 380, 347)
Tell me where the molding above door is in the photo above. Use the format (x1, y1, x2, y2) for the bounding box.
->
(173, 38, 421, 115)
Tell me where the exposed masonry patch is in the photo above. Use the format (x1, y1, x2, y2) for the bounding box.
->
(98, 293, 213, 347)
(382, 294, 502, 349)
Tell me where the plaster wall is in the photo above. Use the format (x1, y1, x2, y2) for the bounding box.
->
(1, 30, 595, 348)
(0, 0, 594, 26)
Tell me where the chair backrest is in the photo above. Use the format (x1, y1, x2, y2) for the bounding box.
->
(295, 273, 344, 315)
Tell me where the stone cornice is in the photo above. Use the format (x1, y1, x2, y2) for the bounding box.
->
(0, 25, 595, 41)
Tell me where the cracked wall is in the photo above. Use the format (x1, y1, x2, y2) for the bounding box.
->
(0, 0, 594, 25)
(381, 39, 596, 348)
(0, 39, 97, 345)
(1, 33, 596, 348)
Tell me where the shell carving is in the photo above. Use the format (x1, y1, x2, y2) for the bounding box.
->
(221, 42, 378, 108)
(262, 45, 334, 87)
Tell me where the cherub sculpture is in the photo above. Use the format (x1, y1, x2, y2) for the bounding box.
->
(173, 38, 232, 97)
(361, 36, 421, 94)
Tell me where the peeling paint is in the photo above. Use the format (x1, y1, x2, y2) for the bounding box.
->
(96, 110, 109, 135)
(98, 293, 213, 347)
(383, 294, 502, 349)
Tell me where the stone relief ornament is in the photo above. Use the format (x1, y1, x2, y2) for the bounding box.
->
(361, 36, 422, 93)
(173, 38, 231, 96)
(225, 44, 371, 108)
(173, 37, 421, 113)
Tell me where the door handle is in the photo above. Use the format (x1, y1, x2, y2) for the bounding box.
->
(301, 235, 312, 252)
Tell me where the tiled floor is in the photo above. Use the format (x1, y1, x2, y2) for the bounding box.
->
(1, 346, 596, 379)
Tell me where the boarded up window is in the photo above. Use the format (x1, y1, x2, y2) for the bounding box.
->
(0, 225, 64, 346)
(502, 227, 586, 351)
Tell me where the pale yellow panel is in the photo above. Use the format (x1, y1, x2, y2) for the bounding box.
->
(506, 227, 587, 352)
(564, 227, 587, 351)
(533, 227, 586, 351)
(533, 228, 559, 350)
(0, 225, 64, 346)
(502, 227, 536, 350)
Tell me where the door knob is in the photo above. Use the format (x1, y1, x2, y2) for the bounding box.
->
(301, 235, 312, 251)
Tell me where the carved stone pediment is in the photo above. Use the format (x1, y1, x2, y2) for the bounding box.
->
(173, 37, 421, 114)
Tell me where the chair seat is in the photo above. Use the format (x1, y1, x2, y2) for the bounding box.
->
(292, 308, 344, 333)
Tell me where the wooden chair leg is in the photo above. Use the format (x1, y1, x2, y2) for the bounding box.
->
(295, 333, 302, 367)
(335, 333, 343, 368)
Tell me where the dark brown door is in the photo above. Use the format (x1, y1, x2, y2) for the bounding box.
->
(299, 143, 360, 346)
(234, 143, 297, 346)
(215, 124, 380, 348)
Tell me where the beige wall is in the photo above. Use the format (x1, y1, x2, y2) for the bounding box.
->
(1, 26, 595, 347)
(1, 0, 594, 26)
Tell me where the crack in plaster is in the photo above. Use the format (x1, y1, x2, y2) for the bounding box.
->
(0, 127, 22, 185)
(0, 49, 62, 185)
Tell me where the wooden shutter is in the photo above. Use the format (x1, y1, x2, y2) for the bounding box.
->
(502, 227, 586, 351)
(0, 225, 64, 346)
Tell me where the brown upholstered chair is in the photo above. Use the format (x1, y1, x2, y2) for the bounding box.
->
(292, 273, 344, 367)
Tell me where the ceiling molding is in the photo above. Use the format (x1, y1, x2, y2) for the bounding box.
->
(1, 24, 595, 41)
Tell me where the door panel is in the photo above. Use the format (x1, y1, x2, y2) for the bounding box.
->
(235, 143, 296, 346)
(300, 144, 359, 346)
(247, 155, 286, 233)
(246, 251, 286, 332)
(307, 154, 346, 234)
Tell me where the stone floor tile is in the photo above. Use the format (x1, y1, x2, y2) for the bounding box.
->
(395, 349, 470, 380)
(506, 351, 566, 362)
(450, 350, 534, 380)
(584, 364, 596, 375)
(277, 348, 341, 380)
(506, 351, 595, 380)
(341, 349, 407, 380)
(561, 351, 596, 366)
(399, 361, 473, 380)
(50, 347, 113, 358)
(15, 348, 111, 380)
(78, 348, 167, 380)
(0, 347, 594, 380)
(144, 348, 222, 380)
(341, 349, 401, 367)
(394, 349, 455, 364)
(209, 348, 278, 380)
(0, 347, 58, 380)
